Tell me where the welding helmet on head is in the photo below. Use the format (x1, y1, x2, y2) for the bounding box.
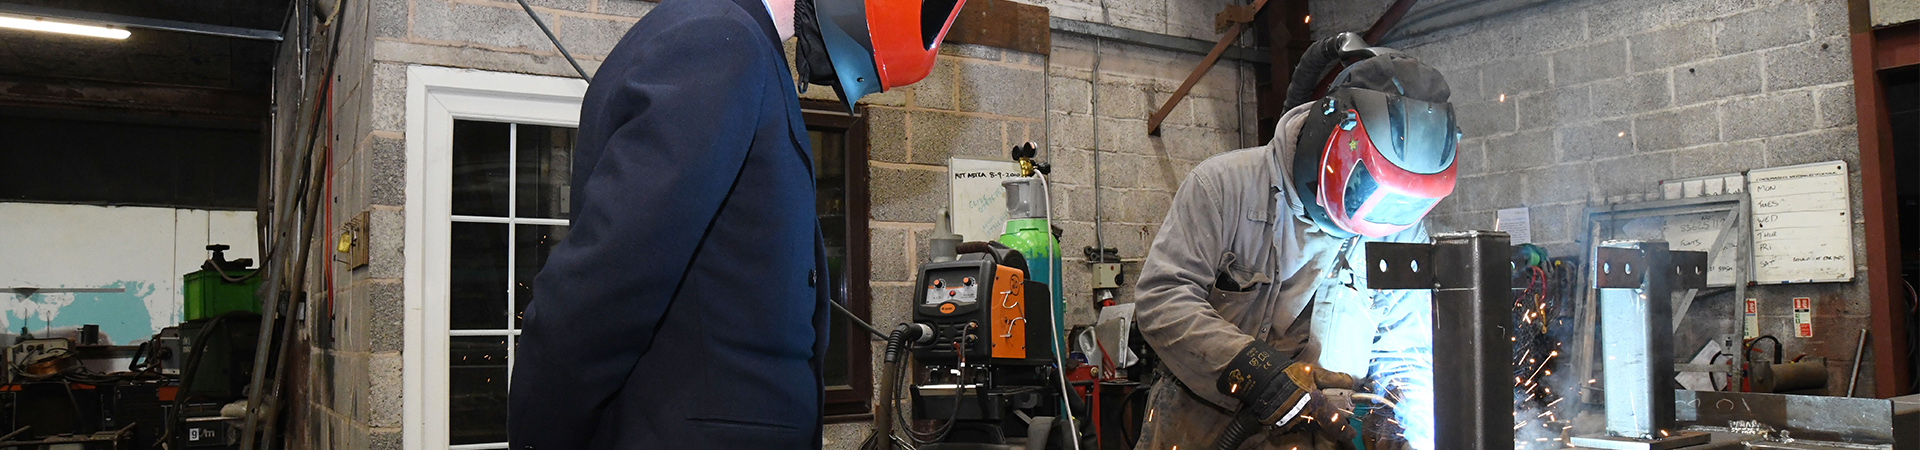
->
(1286, 32, 1459, 238)
(793, 0, 966, 110)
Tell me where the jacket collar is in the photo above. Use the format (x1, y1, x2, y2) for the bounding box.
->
(730, 0, 783, 50)
(1271, 102, 1315, 226)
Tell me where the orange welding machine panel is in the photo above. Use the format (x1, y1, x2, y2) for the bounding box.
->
(990, 265, 1028, 360)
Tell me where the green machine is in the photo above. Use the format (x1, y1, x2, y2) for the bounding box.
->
(182, 244, 261, 321)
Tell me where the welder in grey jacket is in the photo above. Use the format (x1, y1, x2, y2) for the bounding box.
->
(1133, 33, 1460, 450)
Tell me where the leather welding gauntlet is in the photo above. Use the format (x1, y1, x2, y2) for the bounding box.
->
(1214, 341, 1360, 449)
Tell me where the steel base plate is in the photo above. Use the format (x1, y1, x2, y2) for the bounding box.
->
(1569, 431, 1712, 450)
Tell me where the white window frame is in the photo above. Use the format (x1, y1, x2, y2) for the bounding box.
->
(403, 65, 586, 450)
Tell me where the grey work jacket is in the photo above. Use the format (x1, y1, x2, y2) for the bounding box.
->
(1132, 104, 1435, 449)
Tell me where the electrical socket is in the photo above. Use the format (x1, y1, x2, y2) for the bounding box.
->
(1092, 263, 1123, 289)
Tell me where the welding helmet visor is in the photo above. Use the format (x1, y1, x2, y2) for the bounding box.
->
(1301, 87, 1458, 237)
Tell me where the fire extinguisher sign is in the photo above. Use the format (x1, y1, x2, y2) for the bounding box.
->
(1792, 297, 1814, 338)
(1744, 298, 1759, 340)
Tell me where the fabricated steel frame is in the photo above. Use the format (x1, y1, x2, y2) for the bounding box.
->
(1578, 195, 1751, 397)
(1366, 230, 1513, 450)
(1569, 241, 1712, 450)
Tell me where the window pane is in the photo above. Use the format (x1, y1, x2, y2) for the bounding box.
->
(824, 300, 850, 387)
(517, 125, 576, 219)
(449, 336, 509, 445)
(450, 222, 508, 330)
(515, 224, 569, 329)
(811, 129, 852, 388)
(452, 120, 511, 217)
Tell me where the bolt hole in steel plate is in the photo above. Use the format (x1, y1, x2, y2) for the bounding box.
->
(1670, 251, 1709, 289)
(1364, 241, 1433, 290)
(1594, 247, 1646, 289)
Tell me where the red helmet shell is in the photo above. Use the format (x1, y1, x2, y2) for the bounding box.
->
(866, 0, 965, 90)
(1315, 107, 1457, 237)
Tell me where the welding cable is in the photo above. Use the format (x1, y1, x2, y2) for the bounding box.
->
(831, 296, 889, 340)
(895, 342, 970, 444)
(866, 323, 931, 449)
(513, 0, 592, 82)
(1035, 172, 1084, 450)
(1745, 335, 1783, 364)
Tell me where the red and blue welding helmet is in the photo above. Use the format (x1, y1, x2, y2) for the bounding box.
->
(795, 0, 966, 109)
(1288, 33, 1459, 238)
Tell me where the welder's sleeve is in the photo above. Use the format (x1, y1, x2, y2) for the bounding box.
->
(1365, 223, 1437, 450)
(507, 15, 766, 450)
(1134, 171, 1257, 410)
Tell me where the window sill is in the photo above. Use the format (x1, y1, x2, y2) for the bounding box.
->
(824, 413, 875, 425)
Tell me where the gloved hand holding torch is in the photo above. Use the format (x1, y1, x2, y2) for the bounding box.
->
(1214, 340, 1360, 450)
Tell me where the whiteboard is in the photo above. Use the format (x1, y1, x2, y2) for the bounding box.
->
(1591, 200, 1743, 288)
(1660, 211, 1743, 286)
(1749, 160, 1854, 284)
(949, 158, 1023, 242)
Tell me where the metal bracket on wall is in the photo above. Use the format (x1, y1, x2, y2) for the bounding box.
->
(336, 210, 370, 269)
(1215, 4, 1261, 32)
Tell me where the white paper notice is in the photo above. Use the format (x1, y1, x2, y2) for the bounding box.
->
(948, 158, 1023, 242)
(1496, 207, 1531, 244)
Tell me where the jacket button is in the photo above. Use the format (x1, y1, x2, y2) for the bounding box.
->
(809, 270, 817, 286)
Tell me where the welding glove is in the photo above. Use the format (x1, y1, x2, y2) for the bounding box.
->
(1214, 341, 1359, 449)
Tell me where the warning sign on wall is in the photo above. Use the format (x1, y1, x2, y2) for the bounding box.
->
(1792, 297, 1814, 338)
(1744, 298, 1759, 340)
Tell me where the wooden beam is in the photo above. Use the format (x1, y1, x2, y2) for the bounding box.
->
(1255, 0, 1310, 142)
(1146, 0, 1271, 135)
(944, 0, 1051, 55)
(1851, 0, 1911, 398)
(0, 74, 264, 122)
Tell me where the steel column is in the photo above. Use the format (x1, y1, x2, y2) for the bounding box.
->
(1568, 242, 1712, 450)
(1432, 231, 1514, 450)
(1366, 230, 1512, 450)
(1595, 241, 1676, 439)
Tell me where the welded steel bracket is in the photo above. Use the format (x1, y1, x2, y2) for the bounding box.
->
(1364, 241, 1433, 289)
(1593, 246, 1708, 290)
(1365, 231, 1511, 450)
(1582, 241, 1711, 446)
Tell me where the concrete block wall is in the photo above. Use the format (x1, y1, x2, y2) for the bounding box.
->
(276, 0, 409, 447)
(1313, 0, 1868, 395)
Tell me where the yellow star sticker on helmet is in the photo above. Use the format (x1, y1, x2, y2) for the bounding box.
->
(1348, 139, 1358, 150)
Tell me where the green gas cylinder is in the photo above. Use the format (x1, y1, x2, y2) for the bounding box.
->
(998, 177, 1065, 355)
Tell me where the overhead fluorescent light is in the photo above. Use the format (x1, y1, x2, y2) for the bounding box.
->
(0, 14, 129, 39)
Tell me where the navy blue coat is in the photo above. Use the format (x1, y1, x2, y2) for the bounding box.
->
(507, 0, 831, 447)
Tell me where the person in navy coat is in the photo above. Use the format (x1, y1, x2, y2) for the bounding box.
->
(506, 0, 970, 447)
